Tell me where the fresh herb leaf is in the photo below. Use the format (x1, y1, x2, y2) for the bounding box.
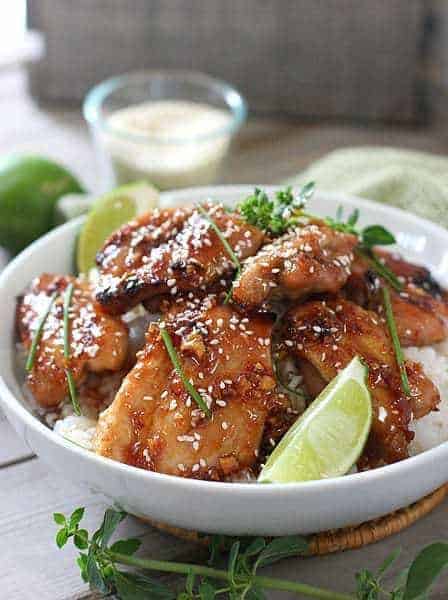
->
(355, 569, 381, 599)
(114, 571, 175, 600)
(77, 552, 89, 582)
(254, 536, 308, 568)
(362, 225, 396, 248)
(25, 291, 57, 371)
(69, 507, 85, 528)
(160, 327, 211, 417)
(382, 286, 411, 396)
(98, 507, 126, 548)
(56, 527, 69, 548)
(110, 538, 142, 556)
(244, 537, 266, 558)
(228, 541, 241, 585)
(53, 512, 66, 526)
(86, 553, 109, 594)
(198, 581, 216, 600)
(74, 529, 89, 550)
(403, 542, 448, 600)
(378, 548, 401, 579)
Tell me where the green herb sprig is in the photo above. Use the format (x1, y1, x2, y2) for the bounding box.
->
(55, 506, 448, 600)
(382, 287, 411, 396)
(25, 291, 57, 371)
(63, 282, 81, 416)
(160, 326, 211, 418)
(238, 183, 315, 236)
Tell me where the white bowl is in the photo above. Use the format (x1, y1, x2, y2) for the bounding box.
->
(1, 185, 448, 536)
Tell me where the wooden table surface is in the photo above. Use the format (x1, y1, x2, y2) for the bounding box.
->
(3, 67, 448, 599)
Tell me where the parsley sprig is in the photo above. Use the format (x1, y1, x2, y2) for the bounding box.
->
(238, 183, 315, 235)
(55, 506, 448, 599)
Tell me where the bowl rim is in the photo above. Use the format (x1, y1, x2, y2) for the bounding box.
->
(2, 184, 448, 498)
(83, 69, 248, 145)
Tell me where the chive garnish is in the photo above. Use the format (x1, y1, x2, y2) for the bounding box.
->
(196, 204, 241, 303)
(358, 248, 403, 292)
(63, 283, 81, 416)
(25, 291, 57, 371)
(160, 326, 211, 417)
(382, 286, 411, 396)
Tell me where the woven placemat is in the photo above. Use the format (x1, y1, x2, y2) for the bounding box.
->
(147, 484, 448, 556)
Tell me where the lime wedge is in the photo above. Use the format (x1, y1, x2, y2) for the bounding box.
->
(76, 181, 159, 274)
(259, 357, 372, 483)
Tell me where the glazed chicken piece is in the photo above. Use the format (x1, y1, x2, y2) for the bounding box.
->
(95, 297, 289, 480)
(17, 274, 128, 409)
(345, 250, 448, 347)
(95, 203, 264, 314)
(232, 222, 357, 309)
(283, 298, 440, 467)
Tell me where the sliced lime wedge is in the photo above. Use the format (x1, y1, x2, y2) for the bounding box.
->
(76, 181, 159, 274)
(259, 357, 372, 483)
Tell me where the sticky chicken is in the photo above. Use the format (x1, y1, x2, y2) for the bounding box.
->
(17, 274, 128, 409)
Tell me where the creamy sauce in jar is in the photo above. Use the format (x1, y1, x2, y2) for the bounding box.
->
(102, 100, 233, 190)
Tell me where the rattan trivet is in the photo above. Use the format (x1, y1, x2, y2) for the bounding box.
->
(146, 484, 448, 556)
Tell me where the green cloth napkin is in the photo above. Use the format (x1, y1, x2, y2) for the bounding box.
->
(286, 147, 448, 228)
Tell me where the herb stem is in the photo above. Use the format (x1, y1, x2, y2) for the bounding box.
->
(197, 204, 241, 303)
(110, 552, 354, 600)
(382, 286, 411, 396)
(63, 283, 81, 415)
(357, 248, 402, 292)
(25, 291, 57, 371)
(160, 327, 211, 417)
(196, 205, 241, 272)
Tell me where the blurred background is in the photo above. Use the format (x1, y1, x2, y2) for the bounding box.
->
(2, 1, 448, 190)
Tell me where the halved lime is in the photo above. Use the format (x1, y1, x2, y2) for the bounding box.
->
(259, 357, 372, 483)
(76, 181, 159, 274)
(0, 155, 84, 254)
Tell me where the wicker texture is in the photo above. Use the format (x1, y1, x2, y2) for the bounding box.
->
(27, 0, 425, 121)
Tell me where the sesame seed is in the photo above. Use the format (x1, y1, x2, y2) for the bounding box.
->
(222, 421, 229, 430)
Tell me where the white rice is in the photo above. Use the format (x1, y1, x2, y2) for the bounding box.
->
(53, 415, 97, 450)
(405, 340, 448, 455)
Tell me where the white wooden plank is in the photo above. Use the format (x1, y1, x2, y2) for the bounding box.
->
(0, 458, 197, 600)
(0, 413, 34, 467)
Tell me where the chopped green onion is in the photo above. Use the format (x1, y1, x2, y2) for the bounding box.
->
(382, 286, 411, 396)
(357, 248, 403, 292)
(196, 204, 242, 303)
(63, 282, 81, 416)
(25, 292, 57, 371)
(160, 327, 211, 417)
(196, 204, 241, 271)
(65, 369, 81, 416)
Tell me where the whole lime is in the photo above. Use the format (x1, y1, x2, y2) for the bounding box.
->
(0, 155, 84, 254)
